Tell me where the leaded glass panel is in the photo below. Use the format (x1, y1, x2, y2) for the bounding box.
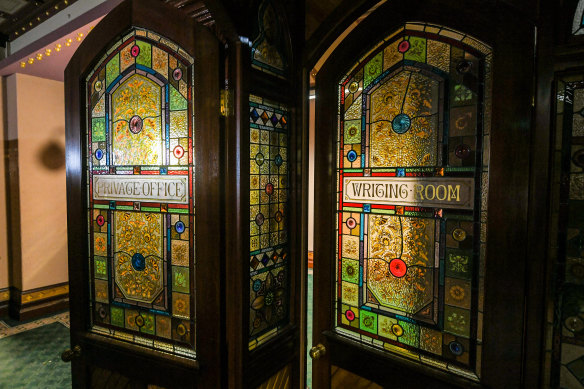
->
(547, 77, 584, 388)
(248, 95, 290, 350)
(334, 23, 491, 380)
(250, 0, 289, 78)
(573, 0, 584, 35)
(86, 28, 196, 359)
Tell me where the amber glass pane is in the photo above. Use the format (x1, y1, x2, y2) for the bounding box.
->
(248, 95, 290, 350)
(335, 23, 492, 380)
(86, 28, 195, 358)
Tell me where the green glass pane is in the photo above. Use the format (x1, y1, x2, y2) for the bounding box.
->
(170, 85, 187, 111)
(445, 249, 472, 280)
(444, 305, 470, 337)
(172, 266, 190, 293)
(341, 258, 359, 284)
(94, 256, 108, 280)
(139, 312, 155, 335)
(359, 310, 378, 334)
(404, 37, 426, 63)
(398, 321, 420, 347)
(92, 118, 106, 142)
(364, 52, 383, 88)
(344, 120, 361, 144)
(110, 306, 124, 327)
(136, 40, 152, 68)
(106, 53, 120, 88)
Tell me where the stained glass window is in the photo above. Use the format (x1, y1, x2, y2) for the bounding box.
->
(574, 0, 584, 35)
(547, 77, 584, 387)
(86, 28, 196, 359)
(334, 23, 491, 380)
(250, 0, 288, 78)
(248, 95, 289, 350)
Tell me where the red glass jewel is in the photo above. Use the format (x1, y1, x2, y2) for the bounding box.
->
(398, 40, 410, 53)
(345, 310, 355, 321)
(131, 45, 140, 57)
(389, 258, 407, 278)
(173, 145, 185, 159)
(96, 215, 105, 227)
(265, 183, 274, 196)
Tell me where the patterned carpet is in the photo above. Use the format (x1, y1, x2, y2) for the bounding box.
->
(0, 312, 71, 389)
(0, 274, 312, 389)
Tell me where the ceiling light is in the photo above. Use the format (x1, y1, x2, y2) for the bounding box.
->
(20, 62, 25, 68)
(27, 58, 34, 64)
(36, 53, 43, 60)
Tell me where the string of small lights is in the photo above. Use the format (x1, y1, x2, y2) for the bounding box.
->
(19, 26, 93, 69)
(12, 0, 76, 40)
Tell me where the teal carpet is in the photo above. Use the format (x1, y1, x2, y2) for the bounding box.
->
(0, 322, 71, 389)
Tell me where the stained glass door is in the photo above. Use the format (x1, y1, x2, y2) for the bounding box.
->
(311, 1, 535, 387)
(65, 1, 222, 387)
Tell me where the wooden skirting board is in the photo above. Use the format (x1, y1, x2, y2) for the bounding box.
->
(4, 283, 69, 321)
(0, 289, 9, 316)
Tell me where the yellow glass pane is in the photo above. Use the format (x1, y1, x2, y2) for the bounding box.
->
(367, 215, 434, 314)
(111, 74, 163, 165)
(370, 70, 439, 167)
(113, 211, 164, 303)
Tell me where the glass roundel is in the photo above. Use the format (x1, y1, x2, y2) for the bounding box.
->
(86, 28, 196, 359)
(335, 22, 492, 380)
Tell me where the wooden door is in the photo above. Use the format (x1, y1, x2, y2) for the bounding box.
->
(215, 0, 305, 387)
(311, 1, 536, 387)
(65, 1, 222, 387)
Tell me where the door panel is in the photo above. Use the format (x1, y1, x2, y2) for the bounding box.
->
(329, 21, 491, 380)
(312, 1, 534, 387)
(217, 0, 304, 387)
(66, 1, 222, 387)
(86, 26, 196, 359)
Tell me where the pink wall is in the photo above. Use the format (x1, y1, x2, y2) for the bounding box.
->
(6, 73, 68, 291)
(308, 97, 315, 252)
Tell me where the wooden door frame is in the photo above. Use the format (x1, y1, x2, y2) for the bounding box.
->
(208, 0, 306, 387)
(308, 0, 540, 387)
(65, 1, 222, 387)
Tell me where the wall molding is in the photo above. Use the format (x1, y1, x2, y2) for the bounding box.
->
(7, 282, 69, 320)
(0, 288, 9, 316)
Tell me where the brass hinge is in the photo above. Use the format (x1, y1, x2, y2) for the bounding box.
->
(220, 89, 232, 117)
